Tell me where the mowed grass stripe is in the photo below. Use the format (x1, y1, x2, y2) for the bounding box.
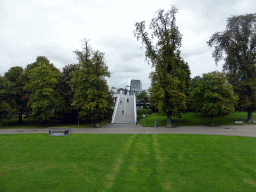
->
(110, 135, 163, 192)
(105, 135, 136, 189)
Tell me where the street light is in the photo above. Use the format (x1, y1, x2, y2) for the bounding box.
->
(143, 114, 145, 126)
(241, 105, 244, 123)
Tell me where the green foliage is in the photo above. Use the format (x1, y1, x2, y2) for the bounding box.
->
(71, 39, 114, 121)
(190, 71, 238, 125)
(187, 75, 202, 112)
(137, 108, 153, 121)
(136, 90, 150, 108)
(58, 64, 78, 119)
(24, 61, 65, 122)
(0, 76, 17, 126)
(208, 13, 256, 122)
(4, 66, 27, 123)
(134, 6, 189, 127)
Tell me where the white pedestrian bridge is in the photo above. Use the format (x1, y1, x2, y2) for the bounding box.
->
(111, 95, 137, 124)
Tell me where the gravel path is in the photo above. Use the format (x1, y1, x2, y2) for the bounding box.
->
(1, 124, 256, 137)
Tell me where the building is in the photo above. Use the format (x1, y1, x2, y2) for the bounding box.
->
(130, 80, 142, 95)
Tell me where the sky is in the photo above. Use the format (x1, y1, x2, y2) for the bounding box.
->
(1, 0, 255, 90)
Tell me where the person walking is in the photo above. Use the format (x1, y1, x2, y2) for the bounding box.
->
(154, 120, 158, 128)
(122, 110, 124, 115)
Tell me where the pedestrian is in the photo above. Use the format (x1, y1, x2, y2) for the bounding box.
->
(120, 100, 122, 104)
(155, 120, 158, 128)
(136, 119, 138, 125)
(122, 110, 124, 115)
(127, 99, 129, 103)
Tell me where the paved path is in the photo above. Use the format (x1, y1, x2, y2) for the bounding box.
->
(1, 124, 256, 137)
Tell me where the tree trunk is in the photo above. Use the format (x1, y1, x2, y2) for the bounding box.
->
(247, 107, 253, 123)
(167, 111, 172, 127)
(18, 114, 23, 124)
(210, 114, 214, 126)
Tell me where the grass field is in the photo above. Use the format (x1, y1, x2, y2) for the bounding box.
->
(1, 134, 256, 191)
(139, 112, 256, 127)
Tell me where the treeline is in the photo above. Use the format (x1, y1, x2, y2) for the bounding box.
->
(0, 39, 114, 126)
(135, 6, 256, 126)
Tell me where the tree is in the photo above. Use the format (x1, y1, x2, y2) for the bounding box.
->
(136, 90, 150, 108)
(70, 39, 114, 122)
(24, 61, 65, 123)
(23, 56, 64, 121)
(134, 6, 188, 127)
(187, 75, 202, 112)
(0, 76, 15, 126)
(207, 13, 256, 123)
(191, 71, 238, 125)
(4, 66, 27, 123)
(58, 64, 78, 120)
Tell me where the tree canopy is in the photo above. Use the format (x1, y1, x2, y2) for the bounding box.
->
(136, 90, 150, 108)
(208, 13, 256, 122)
(24, 61, 65, 122)
(134, 6, 189, 127)
(70, 39, 114, 121)
(4, 66, 26, 123)
(191, 71, 238, 125)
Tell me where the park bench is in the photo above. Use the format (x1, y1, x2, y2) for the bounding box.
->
(49, 128, 70, 136)
(235, 121, 244, 125)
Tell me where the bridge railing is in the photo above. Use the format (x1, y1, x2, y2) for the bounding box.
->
(111, 94, 120, 123)
(134, 94, 137, 124)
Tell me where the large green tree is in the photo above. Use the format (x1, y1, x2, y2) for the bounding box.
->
(208, 13, 256, 123)
(24, 61, 65, 122)
(191, 71, 238, 125)
(70, 39, 114, 122)
(4, 66, 27, 123)
(0, 76, 15, 126)
(134, 6, 188, 127)
(58, 64, 78, 120)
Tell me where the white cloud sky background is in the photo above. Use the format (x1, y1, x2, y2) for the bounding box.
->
(0, 0, 255, 89)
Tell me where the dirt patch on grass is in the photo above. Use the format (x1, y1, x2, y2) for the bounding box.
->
(153, 135, 162, 163)
(244, 179, 256, 187)
(162, 181, 173, 190)
(105, 135, 136, 189)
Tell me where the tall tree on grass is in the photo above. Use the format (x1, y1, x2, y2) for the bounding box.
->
(4, 66, 27, 123)
(191, 71, 238, 125)
(24, 62, 65, 122)
(58, 64, 78, 120)
(0, 76, 15, 127)
(134, 6, 188, 127)
(208, 14, 256, 123)
(70, 39, 114, 122)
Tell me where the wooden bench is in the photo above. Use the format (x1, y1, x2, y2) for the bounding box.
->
(235, 121, 244, 125)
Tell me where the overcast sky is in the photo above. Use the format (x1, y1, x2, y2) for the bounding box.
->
(1, 0, 255, 89)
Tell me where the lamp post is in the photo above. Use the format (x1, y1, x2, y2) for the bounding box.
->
(241, 105, 244, 123)
(143, 114, 145, 126)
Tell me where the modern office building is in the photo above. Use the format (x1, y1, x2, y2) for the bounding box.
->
(130, 80, 142, 94)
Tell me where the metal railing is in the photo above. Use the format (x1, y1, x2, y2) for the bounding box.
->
(111, 94, 120, 123)
(134, 94, 137, 124)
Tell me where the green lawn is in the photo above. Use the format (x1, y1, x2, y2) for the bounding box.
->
(139, 112, 256, 127)
(1, 134, 256, 191)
